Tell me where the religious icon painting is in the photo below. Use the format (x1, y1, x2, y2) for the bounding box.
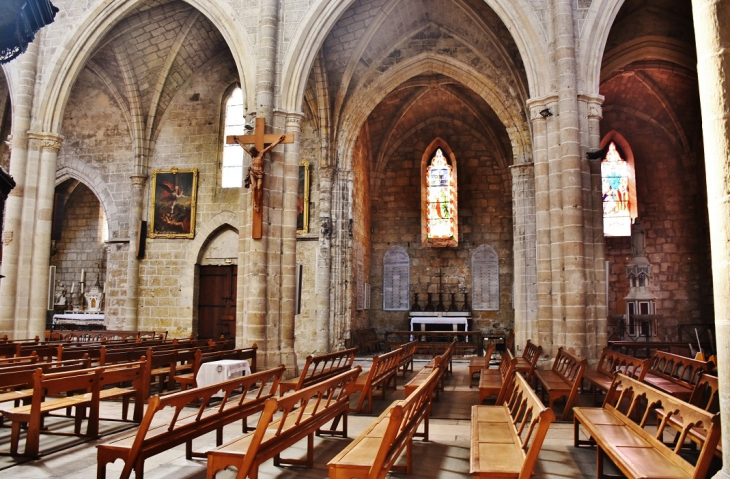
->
(149, 168, 198, 239)
(297, 161, 310, 234)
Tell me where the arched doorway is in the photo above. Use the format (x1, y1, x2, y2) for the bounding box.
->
(197, 226, 238, 339)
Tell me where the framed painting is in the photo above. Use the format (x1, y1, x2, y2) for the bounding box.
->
(297, 161, 310, 234)
(149, 168, 198, 238)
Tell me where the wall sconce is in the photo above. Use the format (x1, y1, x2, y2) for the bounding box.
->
(539, 108, 552, 118)
(224, 258, 233, 264)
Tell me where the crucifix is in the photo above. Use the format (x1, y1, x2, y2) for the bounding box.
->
(226, 117, 294, 239)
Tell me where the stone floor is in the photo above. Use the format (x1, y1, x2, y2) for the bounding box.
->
(0, 358, 678, 478)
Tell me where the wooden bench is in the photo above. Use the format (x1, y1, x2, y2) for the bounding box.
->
(396, 340, 417, 377)
(423, 340, 456, 393)
(278, 346, 356, 395)
(405, 346, 451, 403)
(350, 348, 402, 414)
(573, 373, 721, 479)
(514, 339, 541, 381)
(478, 348, 517, 405)
(0, 356, 93, 408)
(643, 350, 710, 402)
(355, 328, 383, 353)
(468, 341, 497, 387)
(174, 346, 258, 391)
(470, 372, 555, 478)
(384, 330, 483, 358)
(97, 365, 286, 479)
(327, 368, 440, 479)
(655, 372, 722, 458)
(1, 359, 146, 457)
(533, 347, 587, 421)
(206, 367, 361, 479)
(582, 347, 648, 404)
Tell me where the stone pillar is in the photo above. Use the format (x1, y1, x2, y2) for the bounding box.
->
(0, 39, 38, 337)
(240, 0, 279, 367)
(315, 166, 334, 352)
(510, 162, 537, 350)
(553, 0, 587, 357)
(585, 96, 607, 354)
(26, 134, 63, 338)
(280, 113, 303, 371)
(124, 174, 147, 330)
(691, 0, 730, 474)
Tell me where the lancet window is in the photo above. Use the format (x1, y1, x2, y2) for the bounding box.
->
(221, 86, 245, 188)
(423, 141, 458, 247)
(602, 142, 632, 236)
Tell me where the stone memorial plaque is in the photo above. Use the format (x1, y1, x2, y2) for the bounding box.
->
(383, 246, 410, 311)
(472, 244, 499, 311)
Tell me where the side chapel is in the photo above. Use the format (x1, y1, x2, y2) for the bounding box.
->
(1, 3, 730, 466)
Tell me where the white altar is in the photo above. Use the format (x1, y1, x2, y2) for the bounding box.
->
(52, 313, 105, 329)
(409, 312, 471, 332)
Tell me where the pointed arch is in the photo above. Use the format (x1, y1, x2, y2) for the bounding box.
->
(36, 0, 255, 135)
(55, 166, 120, 239)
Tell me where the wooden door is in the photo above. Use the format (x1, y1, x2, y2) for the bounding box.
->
(198, 265, 237, 339)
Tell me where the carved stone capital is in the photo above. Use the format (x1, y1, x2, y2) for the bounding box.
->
(130, 174, 148, 189)
(40, 139, 62, 152)
(27, 132, 64, 152)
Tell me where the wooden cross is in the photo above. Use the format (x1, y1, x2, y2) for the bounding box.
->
(226, 117, 294, 239)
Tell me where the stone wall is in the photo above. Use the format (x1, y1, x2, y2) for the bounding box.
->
(369, 122, 513, 336)
(50, 183, 106, 304)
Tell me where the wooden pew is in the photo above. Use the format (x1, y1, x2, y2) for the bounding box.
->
(514, 339, 541, 381)
(574, 373, 720, 479)
(405, 345, 451, 403)
(206, 367, 362, 479)
(328, 368, 441, 479)
(655, 372, 722, 457)
(582, 347, 648, 404)
(643, 350, 710, 401)
(0, 359, 146, 457)
(355, 328, 383, 353)
(97, 365, 286, 479)
(174, 346, 258, 391)
(396, 340, 417, 378)
(350, 347, 402, 414)
(478, 348, 517, 405)
(0, 351, 39, 368)
(278, 346, 356, 395)
(533, 347, 587, 421)
(423, 340, 456, 393)
(0, 356, 92, 407)
(471, 373, 555, 478)
(468, 341, 497, 387)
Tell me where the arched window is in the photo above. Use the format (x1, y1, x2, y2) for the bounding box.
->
(601, 136, 637, 237)
(422, 139, 458, 247)
(221, 85, 245, 188)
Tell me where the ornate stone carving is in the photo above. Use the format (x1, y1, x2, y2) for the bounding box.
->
(40, 138, 62, 152)
(320, 217, 332, 237)
(130, 174, 147, 189)
(2, 230, 12, 245)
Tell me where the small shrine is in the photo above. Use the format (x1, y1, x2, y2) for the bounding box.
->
(623, 220, 658, 337)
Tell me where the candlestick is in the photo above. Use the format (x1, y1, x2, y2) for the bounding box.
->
(80, 269, 85, 283)
(70, 282, 76, 294)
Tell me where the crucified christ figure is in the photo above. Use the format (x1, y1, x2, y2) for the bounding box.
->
(233, 134, 287, 212)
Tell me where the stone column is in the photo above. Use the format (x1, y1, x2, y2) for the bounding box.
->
(315, 166, 334, 352)
(124, 174, 147, 330)
(25, 134, 63, 337)
(0, 39, 38, 337)
(280, 113, 303, 371)
(510, 162, 537, 350)
(691, 0, 730, 474)
(239, 0, 281, 368)
(585, 96, 607, 354)
(553, 0, 588, 357)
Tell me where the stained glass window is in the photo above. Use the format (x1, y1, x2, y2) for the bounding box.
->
(602, 142, 631, 236)
(426, 148, 457, 244)
(222, 87, 245, 188)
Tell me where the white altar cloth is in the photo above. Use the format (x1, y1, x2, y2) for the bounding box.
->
(196, 359, 251, 397)
(52, 313, 105, 328)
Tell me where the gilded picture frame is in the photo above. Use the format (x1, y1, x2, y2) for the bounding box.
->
(297, 161, 310, 234)
(149, 168, 198, 239)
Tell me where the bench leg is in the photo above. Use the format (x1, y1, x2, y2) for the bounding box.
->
(596, 445, 604, 479)
(186, 439, 193, 460)
(9, 421, 22, 456)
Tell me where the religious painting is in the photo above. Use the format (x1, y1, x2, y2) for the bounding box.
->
(297, 161, 310, 234)
(149, 168, 198, 239)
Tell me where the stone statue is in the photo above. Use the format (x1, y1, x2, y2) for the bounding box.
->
(631, 220, 646, 258)
(234, 134, 287, 213)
